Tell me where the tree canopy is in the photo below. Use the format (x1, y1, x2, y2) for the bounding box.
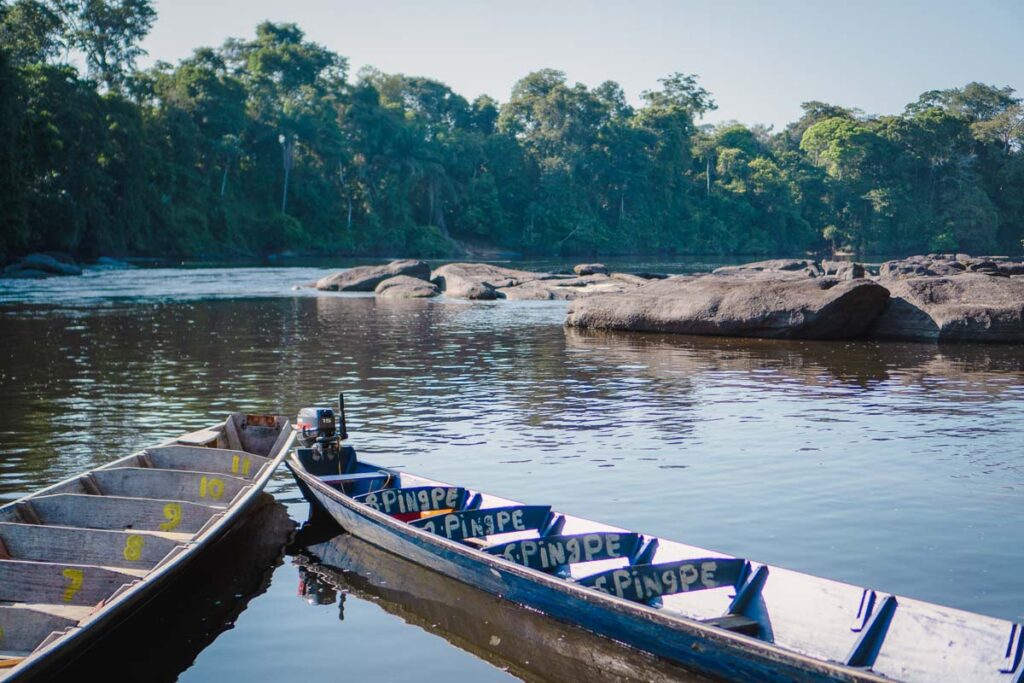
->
(1, 4, 1022, 259)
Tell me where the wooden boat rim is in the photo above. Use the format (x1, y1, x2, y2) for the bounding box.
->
(289, 457, 892, 683)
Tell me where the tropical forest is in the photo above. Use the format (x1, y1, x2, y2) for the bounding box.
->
(2, 0, 1023, 260)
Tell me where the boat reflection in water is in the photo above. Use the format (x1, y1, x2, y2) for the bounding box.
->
(53, 496, 295, 681)
(291, 517, 709, 683)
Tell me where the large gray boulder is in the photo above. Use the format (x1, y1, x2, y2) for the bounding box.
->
(566, 275, 891, 340)
(713, 259, 822, 278)
(869, 274, 1024, 343)
(497, 273, 642, 300)
(573, 263, 609, 276)
(821, 260, 865, 280)
(315, 260, 430, 291)
(431, 263, 556, 300)
(374, 275, 439, 299)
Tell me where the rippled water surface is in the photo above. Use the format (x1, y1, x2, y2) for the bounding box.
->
(1, 266, 1023, 681)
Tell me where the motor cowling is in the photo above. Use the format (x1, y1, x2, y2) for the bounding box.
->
(296, 407, 337, 448)
(295, 394, 352, 472)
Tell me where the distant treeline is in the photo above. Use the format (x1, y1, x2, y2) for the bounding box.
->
(2, 2, 1023, 260)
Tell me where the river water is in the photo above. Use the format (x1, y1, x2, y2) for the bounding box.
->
(1, 264, 1022, 681)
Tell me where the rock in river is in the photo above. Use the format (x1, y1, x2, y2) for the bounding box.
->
(431, 263, 553, 300)
(565, 275, 891, 340)
(869, 274, 1024, 343)
(573, 263, 609, 276)
(374, 275, 439, 299)
(315, 260, 430, 291)
(712, 259, 823, 278)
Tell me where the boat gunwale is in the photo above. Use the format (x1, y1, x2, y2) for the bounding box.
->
(1, 415, 295, 682)
(288, 456, 893, 683)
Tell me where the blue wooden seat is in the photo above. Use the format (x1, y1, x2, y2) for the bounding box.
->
(354, 486, 468, 516)
(409, 505, 552, 542)
(484, 532, 643, 573)
(577, 556, 749, 604)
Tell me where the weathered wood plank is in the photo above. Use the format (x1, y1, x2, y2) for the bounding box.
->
(485, 532, 642, 573)
(175, 427, 221, 447)
(577, 557, 747, 603)
(27, 494, 220, 534)
(142, 446, 269, 481)
(703, 614, 761, 636)
(0, 522, 178, 570)
(89, 467, 249, 508)
(223, 417, 244, 451)
(0, 606, 77, 653)
(0, 559, 136, 607)
(410, 506, 553, 542)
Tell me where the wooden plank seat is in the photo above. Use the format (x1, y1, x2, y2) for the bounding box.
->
(0, 560, 137, 607)
(354, 486, 468, 517)
(139, 446, 270, 481)
(485, 532, 643, 574)
(577, 557, 749, 604)
(0, 523, 180, 571)
(88, 468, 250, 508)
(21, 494, 221, 535)
(409, 506, 553, 542)
(175, 428, 222, 448)
(0, 606, 77, 655)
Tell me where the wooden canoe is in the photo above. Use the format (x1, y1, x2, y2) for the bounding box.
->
(0, 413, 294, 681)
(287, 446, 1024, 683)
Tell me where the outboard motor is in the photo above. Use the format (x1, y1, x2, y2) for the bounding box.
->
(295, 393, 355, 474)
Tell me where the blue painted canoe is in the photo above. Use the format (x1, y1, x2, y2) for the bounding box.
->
(286, 446, 1024, 683)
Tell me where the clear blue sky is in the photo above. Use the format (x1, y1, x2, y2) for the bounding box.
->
(141, 0, 1023, 130)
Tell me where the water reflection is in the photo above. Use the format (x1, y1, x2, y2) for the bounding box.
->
(290, 517, 709, 683)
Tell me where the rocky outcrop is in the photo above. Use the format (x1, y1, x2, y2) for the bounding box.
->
(879, 255, 966, 279)
(713, 259, 823, 278)
(374, 275, 439, 299)
(876, 253, 1023, 279)
(497, 273, 642, 300)
(566, 275, 891, 340)
(431, 263, 554, 299)
(822, 260, 865, 280)
(315, 260, 430, 291)
(869, 274, 1024, 343)
(573, 263, 608, 276)
(2, 253, 82, 278)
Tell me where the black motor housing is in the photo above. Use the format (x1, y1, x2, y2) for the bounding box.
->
(294, 393, 354, 476)
(296, 407, 336, 448)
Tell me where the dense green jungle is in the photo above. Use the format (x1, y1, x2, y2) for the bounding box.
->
(2, 1, 1023, 261)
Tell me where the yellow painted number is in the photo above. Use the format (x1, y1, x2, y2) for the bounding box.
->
(62, 568, 84, 602)
(160, 502, 182, 531)
(199, 476, 225, 500)
(231, 454, 252, 477)
(123, 534, 145, 561)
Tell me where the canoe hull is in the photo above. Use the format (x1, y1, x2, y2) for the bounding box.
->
(2, 415, 295, 682)
(290, 464, 884, 683)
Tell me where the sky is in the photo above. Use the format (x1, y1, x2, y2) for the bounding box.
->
(140, 0, 1024, 130)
